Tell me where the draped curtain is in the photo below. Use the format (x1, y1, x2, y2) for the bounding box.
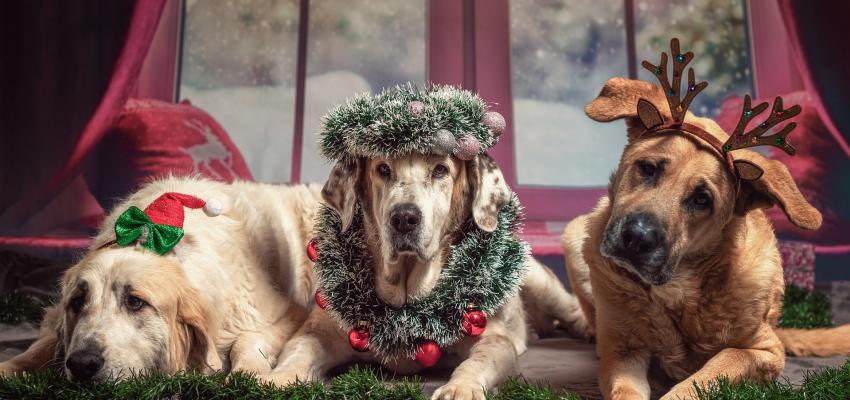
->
(0, 0, 166, 249)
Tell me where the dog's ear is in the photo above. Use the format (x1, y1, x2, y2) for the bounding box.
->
(733, 151, 821, 230)
(175, 287, 220, 373)
(467, 154, 511, 232)
(585, 77, 669, 141)
(322, 159, 361, 231)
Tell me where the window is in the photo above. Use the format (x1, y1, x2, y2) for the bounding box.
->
(173, 0, 753, 221)
(509, 0, 753, 190)
(178, 0, 425, 183)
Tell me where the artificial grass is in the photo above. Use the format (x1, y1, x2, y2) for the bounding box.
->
(695, 359, 850, 400)
(0, 365, 579, 400)
(778, 285, 834, 329)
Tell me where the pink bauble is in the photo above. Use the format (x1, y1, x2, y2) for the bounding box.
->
(482, 111, 506, 137)
(408, 101, 426, 115)
(432, 129, 457, 155)
(414, 340, 442, 368)
(453, 134, 480, 160)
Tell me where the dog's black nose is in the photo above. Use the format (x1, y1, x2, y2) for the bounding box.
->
(66, 350, 104, 381)
(619, 213, 663, 262)
(390, 204, 421, 234)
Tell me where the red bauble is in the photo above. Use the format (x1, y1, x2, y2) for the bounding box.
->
(306, 238, 319, 262)
(348, 326, 370, 352)
(461, 309, 487, 336)
(315, 289, 328, 310)
(414, 340, 442, 368)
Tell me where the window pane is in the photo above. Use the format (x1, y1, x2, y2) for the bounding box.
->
(300, 0, 427, 184)
(179, 0, 299, 183)
(635, 0, 753, 117)
(511, 0, 629, 187)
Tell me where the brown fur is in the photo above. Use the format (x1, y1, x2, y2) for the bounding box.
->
(563, 77, 848, 399)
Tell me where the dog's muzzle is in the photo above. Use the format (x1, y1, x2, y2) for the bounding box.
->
(65, 345, 105, 382)
(388, 203, 422, 253)
(601, 212, 671, 285)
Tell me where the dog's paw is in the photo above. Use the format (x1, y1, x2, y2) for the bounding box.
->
(659, 384, 697, 400)
(431, 380, 486, 400)
(257, 371, 305, 388)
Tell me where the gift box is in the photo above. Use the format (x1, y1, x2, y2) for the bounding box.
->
(779, 240, 816, 291)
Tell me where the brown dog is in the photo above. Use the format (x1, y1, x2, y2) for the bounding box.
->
(562, 77, 850, 399)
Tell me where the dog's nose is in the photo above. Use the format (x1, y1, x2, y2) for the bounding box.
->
(66, 350, 104, 381)
(389, 204, 421, 234)
(619, 213, 663, 262)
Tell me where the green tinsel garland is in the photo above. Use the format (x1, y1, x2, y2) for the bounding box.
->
(320, 83, 497, 162)
(313, 195, 529, 360)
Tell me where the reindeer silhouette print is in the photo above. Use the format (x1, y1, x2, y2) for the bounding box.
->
(181, 119, 236, 180)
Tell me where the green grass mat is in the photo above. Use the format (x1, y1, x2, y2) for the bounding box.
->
(0, 366, 579, 400)
(778, 285, 834, 329)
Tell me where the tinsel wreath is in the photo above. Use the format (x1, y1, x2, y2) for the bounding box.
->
(313, 195, 529, 360)
(320, 83, 499, 162)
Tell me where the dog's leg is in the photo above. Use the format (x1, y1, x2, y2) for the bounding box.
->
(562, 213, 596, 333)
(261, 310, 352, 387)
(520, 257, 590, 338)
(0, 305, 61, 376)
(230, 307, 308, 375)
(660, 325, 784, 400)
(432, 313, 522, 400)
(596, 311, 651, 400)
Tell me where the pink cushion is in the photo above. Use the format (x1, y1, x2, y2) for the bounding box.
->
(88, 98, 253, 208)
(716, 92, 850, 245)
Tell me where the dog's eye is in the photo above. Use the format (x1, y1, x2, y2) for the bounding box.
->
(69, 295, 85, 313)
(689, 191, 713, 210)
(432, 164, 449, 179)
(637, 161, 657, 178)
(125, 295, 147, 312)
(376, 163, 391, 178)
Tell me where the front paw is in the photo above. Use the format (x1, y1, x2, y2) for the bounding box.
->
(432, 379, 485, 400)
(258, 371, 307, 388)
(659, 384, 697, 400)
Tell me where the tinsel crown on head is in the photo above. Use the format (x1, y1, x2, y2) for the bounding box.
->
(319, 83, 507, 162)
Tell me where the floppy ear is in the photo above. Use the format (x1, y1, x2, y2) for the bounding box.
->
(585, 77, 669, 140)
(175, 288, 220, 373)
(467, 154, 511, 232)
(322, 159, 361, 231)
(733, 152, 822, 230)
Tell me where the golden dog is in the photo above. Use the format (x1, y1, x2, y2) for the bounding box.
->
(0, 177, 320, 381)
(265, 153, 589, 400)
(563, 78, 850, 399)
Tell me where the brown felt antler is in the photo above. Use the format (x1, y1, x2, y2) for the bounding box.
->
(640, 37, 708, 124)
(721, 95, 801, 156)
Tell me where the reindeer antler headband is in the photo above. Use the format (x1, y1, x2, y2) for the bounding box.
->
(636, 38, 801, 182)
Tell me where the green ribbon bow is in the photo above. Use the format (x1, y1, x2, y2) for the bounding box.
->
(114, 206, 184, 255)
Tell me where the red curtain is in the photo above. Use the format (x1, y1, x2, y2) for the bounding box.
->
(0, 0, 166, 250)
(778, 0, 850, 159)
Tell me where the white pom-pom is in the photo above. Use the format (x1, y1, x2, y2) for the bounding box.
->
(203, 198, 224, 217)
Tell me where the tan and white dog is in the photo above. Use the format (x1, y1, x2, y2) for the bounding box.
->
(264, 154, 589, 400)
(0, 177, 322, 381)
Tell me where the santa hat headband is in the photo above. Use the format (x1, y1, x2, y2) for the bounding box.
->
(103, 192, 223, 255)
(319, 83, 506, 162)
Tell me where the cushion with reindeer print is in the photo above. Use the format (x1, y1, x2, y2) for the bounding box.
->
(87, 98, 253, 210)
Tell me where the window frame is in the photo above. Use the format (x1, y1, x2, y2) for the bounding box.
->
(149, 0, 772, 221)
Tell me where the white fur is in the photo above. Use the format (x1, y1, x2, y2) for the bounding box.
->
(0, 177, 323, 380)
